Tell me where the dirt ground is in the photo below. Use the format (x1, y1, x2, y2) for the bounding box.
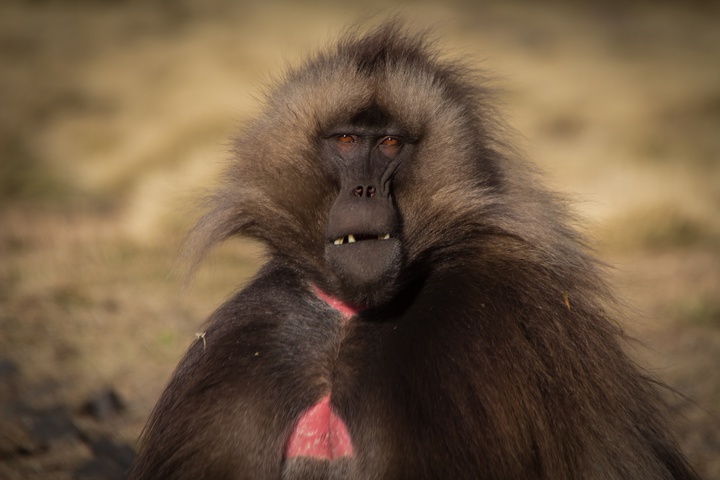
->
(1, 1, 719, 478)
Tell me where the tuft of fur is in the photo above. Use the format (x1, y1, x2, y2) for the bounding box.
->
(133, 22, 698, 480)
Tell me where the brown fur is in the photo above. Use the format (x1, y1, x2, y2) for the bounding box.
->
(129, 22, 698, 480)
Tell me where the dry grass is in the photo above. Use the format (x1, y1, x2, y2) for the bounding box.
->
(1, 1, 718, 478)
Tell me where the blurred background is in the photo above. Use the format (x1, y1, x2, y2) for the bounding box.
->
(1, 0, 718, 478)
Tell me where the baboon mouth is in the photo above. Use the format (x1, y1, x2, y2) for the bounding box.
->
(332, 233, 391, 245)
(324, 236, 402, 302)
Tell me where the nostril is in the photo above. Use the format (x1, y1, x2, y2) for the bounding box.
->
(354, 186, 364, 197)
(366, 186, 376, 198)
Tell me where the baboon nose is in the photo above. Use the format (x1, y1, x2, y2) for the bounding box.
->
(353, 185, 376, 198)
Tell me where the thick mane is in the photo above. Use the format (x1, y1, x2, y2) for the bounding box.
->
(186, 22, 603, 309)
(185, 23, 496, 272)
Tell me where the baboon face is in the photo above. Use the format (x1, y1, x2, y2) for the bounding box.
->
(209, 30, 498, 309)
(321, 112, 417, 305)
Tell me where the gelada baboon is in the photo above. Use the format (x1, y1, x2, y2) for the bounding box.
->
(129, 23, 697, 480)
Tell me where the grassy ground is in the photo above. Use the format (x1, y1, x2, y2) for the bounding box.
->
(1, 1, 719, 478)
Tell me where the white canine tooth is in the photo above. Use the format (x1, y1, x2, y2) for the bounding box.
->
(347, 234, 356, 243)
(334, 237, 344, 245)
(379, 234, 390, 240)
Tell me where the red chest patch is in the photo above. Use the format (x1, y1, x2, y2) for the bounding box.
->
(284, 286, 360, 460)
(312, 285, 361, 321)
(284, 395, 353, 460)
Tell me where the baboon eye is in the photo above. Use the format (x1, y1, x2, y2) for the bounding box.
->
(337, 134, 357, 143)
(380, 137, 400, 146)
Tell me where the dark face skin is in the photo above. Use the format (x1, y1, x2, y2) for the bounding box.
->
(322, 125, 415, 305)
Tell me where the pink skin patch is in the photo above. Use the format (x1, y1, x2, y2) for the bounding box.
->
(284, 395, 354, 460)
(312, 285, 362, 320)
(284, 286, 361, 460)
